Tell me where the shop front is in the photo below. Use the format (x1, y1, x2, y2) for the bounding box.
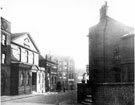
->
(37, 67, 45, 93)
(11, 64, 42, 95)
(11, 63, 32, 95)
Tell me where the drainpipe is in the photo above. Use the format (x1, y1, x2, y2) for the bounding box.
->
(103, 14, 108, 83)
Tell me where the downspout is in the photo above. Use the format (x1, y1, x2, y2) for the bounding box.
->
(103, 15, 108, 83)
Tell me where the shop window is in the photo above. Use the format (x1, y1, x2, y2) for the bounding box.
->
(1, 34, 6, 45)
(20, 72, 25, 86)
(1, 53, 6, 64)
(26, 72, 30, 85)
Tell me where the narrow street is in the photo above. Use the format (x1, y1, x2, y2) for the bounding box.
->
(1, 90, 80, 105)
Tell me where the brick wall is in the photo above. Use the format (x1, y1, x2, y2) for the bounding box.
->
(93, 83, 134, 105)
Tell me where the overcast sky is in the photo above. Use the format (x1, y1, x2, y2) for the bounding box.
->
(1, 0, 134, 71)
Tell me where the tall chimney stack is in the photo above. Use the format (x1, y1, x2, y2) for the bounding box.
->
(100, 1, 108, 20)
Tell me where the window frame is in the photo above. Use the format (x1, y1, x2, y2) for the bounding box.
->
(1, 34, 6, 45)
(20, 72, 25, 86)
(1, 53, 6, 64)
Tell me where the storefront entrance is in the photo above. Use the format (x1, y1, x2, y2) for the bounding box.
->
(32, 72, 37, 92)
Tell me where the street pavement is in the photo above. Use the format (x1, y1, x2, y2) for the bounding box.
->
(1, 90, 83, 105)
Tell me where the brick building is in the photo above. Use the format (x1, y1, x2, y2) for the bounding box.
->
(88, 2, 134, 83)
(120, 31, 134, 82)
(1, 17, 11, 95)
(77, 3, 134, 104)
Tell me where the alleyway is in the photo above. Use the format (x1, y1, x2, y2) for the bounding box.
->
(1, 90, 81, 105)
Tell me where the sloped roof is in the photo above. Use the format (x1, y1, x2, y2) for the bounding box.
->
(11, 32, 40, 53)
(88, 16, 134, 38)
(122, 31, 134, 38)
(11, 32, 27, 40)
(39, 54, 45, 60)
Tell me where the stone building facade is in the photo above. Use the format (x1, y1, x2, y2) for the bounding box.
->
(10, 32, 45, 95)
(1, 17, 46, 95)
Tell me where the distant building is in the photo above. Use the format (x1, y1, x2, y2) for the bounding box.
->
(88, 3, 134, 83)
(39, 55, 58, 92)
(57, 57, 76, 90)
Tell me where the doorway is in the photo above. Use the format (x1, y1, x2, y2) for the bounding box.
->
(32, 72, 37, 92)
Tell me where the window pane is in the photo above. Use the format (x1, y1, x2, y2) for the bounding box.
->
(34, 53, 39, 65)
(2, 34, 6, 45)
(11, 46, 20, 61)
(2, 54, 6, 63)
(28, 51, 34, 64)
(21, 48, 28, 63)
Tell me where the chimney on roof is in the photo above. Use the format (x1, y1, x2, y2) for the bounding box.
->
(100, 1, 108, 20)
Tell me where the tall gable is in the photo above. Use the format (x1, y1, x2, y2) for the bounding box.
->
(11, 32, 40, 53)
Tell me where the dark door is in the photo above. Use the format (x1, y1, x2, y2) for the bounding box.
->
(32, 72, 37, 92)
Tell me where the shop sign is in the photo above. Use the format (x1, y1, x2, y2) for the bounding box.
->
(68, 79, 74, 81)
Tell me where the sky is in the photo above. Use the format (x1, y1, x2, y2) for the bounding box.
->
(1, 0, 135, 72)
